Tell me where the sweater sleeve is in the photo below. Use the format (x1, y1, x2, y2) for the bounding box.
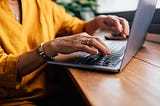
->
(0, 45, 19, 89)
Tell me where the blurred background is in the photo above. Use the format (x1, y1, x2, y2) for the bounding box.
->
(54, 0, 160, 34)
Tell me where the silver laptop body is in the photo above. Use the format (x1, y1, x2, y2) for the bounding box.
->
(48, 0, 157, 72)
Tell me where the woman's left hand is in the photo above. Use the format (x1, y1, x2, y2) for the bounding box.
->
(84, 15, 130, 38)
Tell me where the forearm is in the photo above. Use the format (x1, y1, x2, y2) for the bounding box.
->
(17, 48, 45, 77)
(17, 42, 57, 77)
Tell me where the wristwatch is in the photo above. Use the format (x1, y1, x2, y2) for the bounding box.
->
(37, 42, 53, 61)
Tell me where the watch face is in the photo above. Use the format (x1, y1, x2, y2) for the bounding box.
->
(38, 44, 44, 56)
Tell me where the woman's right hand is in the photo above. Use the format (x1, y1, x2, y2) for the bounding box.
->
(43, 32, 111, 57)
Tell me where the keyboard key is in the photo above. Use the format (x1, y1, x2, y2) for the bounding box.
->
(75, 41, 126, 67)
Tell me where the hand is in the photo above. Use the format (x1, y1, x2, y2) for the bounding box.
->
(84, 15, 130, 38)
(44, 33, 110, 57)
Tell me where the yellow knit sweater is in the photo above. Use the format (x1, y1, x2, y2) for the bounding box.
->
(0, 0, 85, 104)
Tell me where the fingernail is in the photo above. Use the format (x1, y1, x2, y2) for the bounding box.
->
(122, 34, 126, 38)
(106, 50, 111, 55)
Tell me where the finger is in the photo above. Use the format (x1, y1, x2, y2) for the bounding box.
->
(79, 45, 99, 55)
(79, 33, 110, 54)
(119, 17, 130, 37)
(90, 38, 111, 54)
(94, 37, 110, 53)
(103, 16, 123, 33)
(80, 35, 111, 54)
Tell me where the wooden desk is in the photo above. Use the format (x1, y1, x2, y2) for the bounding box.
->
(67, 34, 160, 106)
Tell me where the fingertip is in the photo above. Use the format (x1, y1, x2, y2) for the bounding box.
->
(122, 33, 126, 38)
(116, 25, 123, 33)
(104, 46, 111, 55)
(107, 51, 111, 55)
(124, 30, 130, 36)
(105, 49, 111, 55)
(91, 49, 99, 55)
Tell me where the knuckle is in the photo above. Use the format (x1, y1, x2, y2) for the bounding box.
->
(79, 32, 89, 37)
(95, 37, 100, 41)
(83, 45, 89, 49)
(120, 18, 129, 24)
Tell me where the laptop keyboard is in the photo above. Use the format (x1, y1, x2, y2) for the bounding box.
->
(75, 41, 126, 67)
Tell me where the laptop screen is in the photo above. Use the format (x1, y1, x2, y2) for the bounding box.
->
(121, 0, 158, 70)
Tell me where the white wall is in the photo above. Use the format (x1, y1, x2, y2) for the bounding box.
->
(96, 0, 160, 13)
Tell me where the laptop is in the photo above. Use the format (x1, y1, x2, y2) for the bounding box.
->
(48, 0, 157, 72)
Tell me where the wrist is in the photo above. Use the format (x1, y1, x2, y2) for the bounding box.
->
(43, 41, 58, 57)
(37, 42, 57, 61)
(84, 21, 95, 35)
